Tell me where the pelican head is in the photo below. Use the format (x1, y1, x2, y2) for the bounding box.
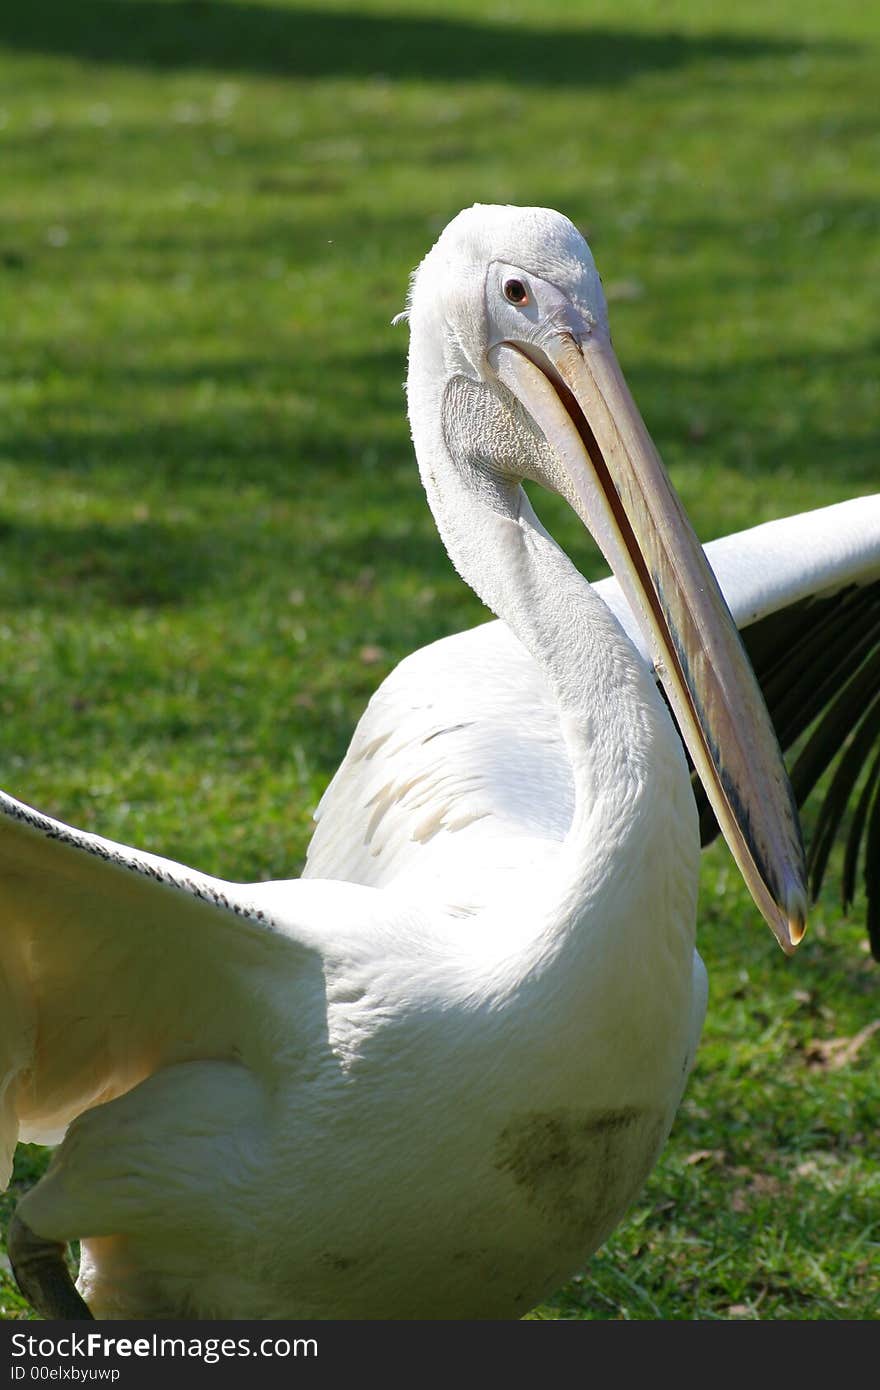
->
(406, 203, 808, 952)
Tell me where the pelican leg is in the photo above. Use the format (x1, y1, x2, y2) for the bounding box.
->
(7, 1211, 93, 1320)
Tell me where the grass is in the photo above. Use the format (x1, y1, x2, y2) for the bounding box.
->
(0, 0, 878, 1320)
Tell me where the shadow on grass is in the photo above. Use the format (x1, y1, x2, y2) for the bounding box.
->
(0, 2, 823, 86)
(0, 515, 233, 607)
(0, 499, 463, 614)
(3, 333, 877, 491)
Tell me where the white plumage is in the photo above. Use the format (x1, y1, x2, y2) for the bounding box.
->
(1, 205, 877, 1321)
(306, 497, 880, 903)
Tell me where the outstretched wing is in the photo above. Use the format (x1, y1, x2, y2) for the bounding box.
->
(0, 789, 366, 1184)
(693, 500, 880, 955)
(306, 496, 880, 949)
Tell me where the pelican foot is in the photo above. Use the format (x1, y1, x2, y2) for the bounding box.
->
(8, 1211, 93, 1320)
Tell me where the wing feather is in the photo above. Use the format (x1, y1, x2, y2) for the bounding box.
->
(0, 788, 333, 1180)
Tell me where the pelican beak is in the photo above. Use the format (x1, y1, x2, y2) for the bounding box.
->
(488, 329, 808, 954)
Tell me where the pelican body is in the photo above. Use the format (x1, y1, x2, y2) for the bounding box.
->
(1, 205, 874, 1321)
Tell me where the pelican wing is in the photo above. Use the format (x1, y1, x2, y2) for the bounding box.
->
(0, 788, 361, 1184)
(307, 497, 880, 949)
(693, 499, 880, 955)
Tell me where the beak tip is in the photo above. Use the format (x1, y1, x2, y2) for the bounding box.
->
(779, 879, 808, 954)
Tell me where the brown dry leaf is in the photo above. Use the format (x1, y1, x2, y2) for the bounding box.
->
(794, 1159, 818, 1179)
(804, 1019, 880, 1072)
(729, 1168, 781, 1209)
(750, 1173, 781, 1198)
(359, 645, 385, 665)
(684, 1148, 725, 1167)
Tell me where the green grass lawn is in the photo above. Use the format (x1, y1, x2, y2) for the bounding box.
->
(0, 0, 878, 1320)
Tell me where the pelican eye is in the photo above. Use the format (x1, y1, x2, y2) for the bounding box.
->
(503, 278, 529, 306)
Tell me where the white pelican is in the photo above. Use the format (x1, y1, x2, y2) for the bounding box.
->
(1, 205, 877, 1322)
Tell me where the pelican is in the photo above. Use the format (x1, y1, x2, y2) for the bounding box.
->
(1, 205, 877, 1322)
